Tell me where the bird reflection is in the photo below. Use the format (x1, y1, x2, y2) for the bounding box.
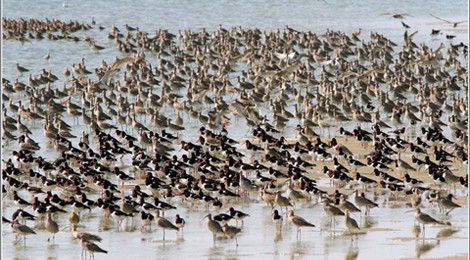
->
(436, 228, 459, 239)
(361, 216, 376, 229)
(345, 245, 359, 260)
(412, 225, 421, 238)
(415, 239, 438, 258)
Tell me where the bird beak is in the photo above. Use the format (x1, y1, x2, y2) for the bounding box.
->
(403, 209, 414, 215)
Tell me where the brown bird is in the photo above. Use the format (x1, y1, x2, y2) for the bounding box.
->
(80, 238, 108, 259)
(344, 209, 360, 238)
(437, 193, 461, 216)
(155, 210, 179, 240)
(11, 220, 36, 243)
(204, 213, 225, 242)
(45, 213, 59, 242)
(287, 210, 315, 239)
(431, 14, 467, 27)
(223, 223, 242, 246)
(414, 208, 449, 237)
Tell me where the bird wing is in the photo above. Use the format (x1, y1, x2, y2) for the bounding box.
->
(430, 14, 453, 24)
(273, 52, 287, 60)
(292, 216, 314, 227)
(287, 52, 296, 59)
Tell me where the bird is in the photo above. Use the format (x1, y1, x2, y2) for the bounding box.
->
(204, 213, 225, 242)
(355, 173, 377, 190)
(223, 223, 242, 247)
(344, 209, 361, 238)
(11, 220, 36, 243)
(288, 210, 315, 238)
(401, 21, 411, 28)
(155, 210, 179, 240)
(414, 208, 449, 236)
(16, 63, 30, 73)
(45, 213, 59, 242)
(437, 193, 461, 216)
(109, 207, 131, 227)
(80, 238, 108, 259)
(381, 12, 412, 19)
(140, 211, 155, 231)
(322, 200, 344, 231)
(44, 52, 50, 61)
(13, 191, 32, 208)
(430, 14, 467, 27)
(354, 190, 379, 216)
(272, 209, 283, 231)
(338, 194, 361, 214)
(213, 212, 233, 225)
(275, 191, 293, 213)
(175, 214, 186, 233)
(11, 208, 36, 223)
(228, 207, 249, 227)
(153, 197, 177, 216)
(3, 217, 12, 224)
(72, 226, 102, 244)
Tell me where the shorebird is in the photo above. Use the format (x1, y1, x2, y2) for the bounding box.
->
(11, 208, 36, 224)
(275, 191, 293, 213)
(272, 209, 283, 231)
(175, 214, 186, 234)
(338, 195, 361, 214)
(381, 12, 413, 19)
(13, 191, 32, 208)
(414, 208, 449, 236)
(322, 200, 345, 231)
(287, 210, 315, 239)
(204, 213, 225, 242)
(344, 209, 360, 238)
(109, 207, 131, 228)
(80, 238, 108, 259)
(430, 14, 467, 27)
(355, 173, 377, 190)
(155, 210, 179, 240)
(437, 193, 461, 216)
(11, 220, 36, 243)
(45, 213, 59, 242)
(223, 223, 242, 246)
(140, 211, 155, 231)
(353, 190, 379, 216)
(72, 226, 102, 244)
(261, 187, 276, 208)
(16, 63, 30, 73)
(401, 21, 411, 28)
(228, 207, 250, 227)
(153, 197, 177, 216)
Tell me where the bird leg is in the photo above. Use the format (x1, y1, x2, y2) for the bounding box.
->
(445, 208, 455, 216)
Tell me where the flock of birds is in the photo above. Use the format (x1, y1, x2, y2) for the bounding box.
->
(1, 13, 468, 259)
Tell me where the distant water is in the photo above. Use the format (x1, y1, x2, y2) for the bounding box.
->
(3, 0, 469, 76)
(2, 0, 468, 259)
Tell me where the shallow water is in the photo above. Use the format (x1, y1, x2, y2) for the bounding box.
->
(2, 0, 469, 259)
(2, 189, 469, 259)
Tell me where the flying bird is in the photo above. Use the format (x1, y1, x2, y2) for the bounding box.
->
(381, 12, 413, 19)
(431, 14, 467, 27)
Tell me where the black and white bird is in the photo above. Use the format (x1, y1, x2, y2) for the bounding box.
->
(228, 207, 250, 227)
